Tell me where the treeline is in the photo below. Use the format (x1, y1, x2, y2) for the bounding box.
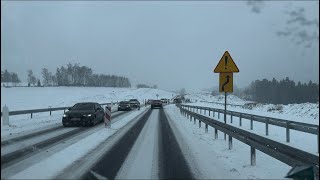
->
(243, 77, 319, 104)
(54, 63, 131, 87)
(1, 63, 131, 88)
(1, 69, 21, 86)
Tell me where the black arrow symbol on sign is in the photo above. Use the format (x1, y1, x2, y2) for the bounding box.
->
(222, 75, 230, 91)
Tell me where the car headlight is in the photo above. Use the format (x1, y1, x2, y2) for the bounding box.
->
(63, 114, 67, 117)
(84, 114, 92, 117)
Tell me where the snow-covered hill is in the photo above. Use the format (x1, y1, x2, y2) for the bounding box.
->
(1, 87, 175, 111)
(1, 87, 318, 124)
(184, 92, 319, 124)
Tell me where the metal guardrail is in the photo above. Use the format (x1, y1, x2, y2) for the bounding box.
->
(181, 104, 319, 135)
(181, 104, 319, 155)
(199, 100, 245, 108)
(178, 105, 319, 177)
(1, 102, 116, 118)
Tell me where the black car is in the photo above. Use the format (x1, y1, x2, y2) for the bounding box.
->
(118, 101, 131, 111)
(129, 99, 140, 109)
(62, 102, 105, 127)
(151, 100, 163, 109)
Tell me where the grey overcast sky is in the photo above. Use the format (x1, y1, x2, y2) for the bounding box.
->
(1, 1, 319, 91)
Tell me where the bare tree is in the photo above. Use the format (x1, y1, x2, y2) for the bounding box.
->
(41, 68, 50, 86)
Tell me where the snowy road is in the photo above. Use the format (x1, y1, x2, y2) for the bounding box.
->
(1, 110, 133, 178)
(2, 104, 304, 179)
(81, 107, 194, 179)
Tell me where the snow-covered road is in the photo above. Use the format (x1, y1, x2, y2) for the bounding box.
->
(2, 104, 316, 179)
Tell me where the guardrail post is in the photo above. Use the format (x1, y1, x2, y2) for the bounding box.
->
(31, 113, 33, 118)
(2, 105, 9, 126)
(49, 106, 52, 116)
(286, 121, 290, 143)
(239, 113, 242, 126)
(228, 135, 233, 150)
(250, 115, 253, 130)
(218, 112, 220, 119)
(213, 109, 215, 117)
(266, 118, 269, 136)
(204, 109, 206, 115)
(317, 126, 319, 153)
(251, 147, 256, 166)
(199, 120, 201, 128)
(205, 124, 208, 133)
(209, 110, 210, 116)
(194, 117, 196, 124)
(214, 128, 218, 139)
(231, 112, 233, 123)
(200, 109, 202, 114)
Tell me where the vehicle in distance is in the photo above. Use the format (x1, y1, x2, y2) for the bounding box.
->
(62, 102, 104, 127)
(173, 98, 182, 104)
(151, 100, 163, 109)
(146, 99, 154, 105)
(129, 99, 140, 109)
(118, 101, 131, 111)
(160, 98, 168, 104)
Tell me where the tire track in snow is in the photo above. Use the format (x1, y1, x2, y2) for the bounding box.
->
(81, 109, 152, 180)
(158, 108, 194, 179)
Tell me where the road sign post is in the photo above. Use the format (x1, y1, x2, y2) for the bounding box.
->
(213, 51, 239, 141)
(2, 105, 9, 126)
(105, 105, 111, 128)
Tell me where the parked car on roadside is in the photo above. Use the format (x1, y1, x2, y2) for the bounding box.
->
(151, 100, 163, 109)
(62, 102, 104, 127)
(118, 101, 131, 111)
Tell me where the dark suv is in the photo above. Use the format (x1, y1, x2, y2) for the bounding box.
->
(129, 99, 140, 109)
(151, 100, 163, 109)
(62, 102, 104, 127)
(118, 101, 131, 111)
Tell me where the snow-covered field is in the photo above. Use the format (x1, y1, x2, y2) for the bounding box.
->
(1, 87, 175, 137)
(1, 87, 318, 179)
(185, 93, 319, 125)
(1, 87, 174, 111)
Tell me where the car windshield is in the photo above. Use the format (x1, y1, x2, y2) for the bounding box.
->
(120, 101, 129, 104)
(71, 103, 94, 110)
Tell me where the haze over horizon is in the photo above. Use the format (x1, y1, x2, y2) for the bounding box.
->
(1, 1, 319, 92)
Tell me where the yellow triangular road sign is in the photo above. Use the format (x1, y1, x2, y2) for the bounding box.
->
(214, 51, 239, 73)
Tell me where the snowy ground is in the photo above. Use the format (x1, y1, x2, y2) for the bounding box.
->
(165, 105, 292, 179)
(1, 87, 318, 179)
(185, 93, 319, 125)
(1, 87, 174, 111)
